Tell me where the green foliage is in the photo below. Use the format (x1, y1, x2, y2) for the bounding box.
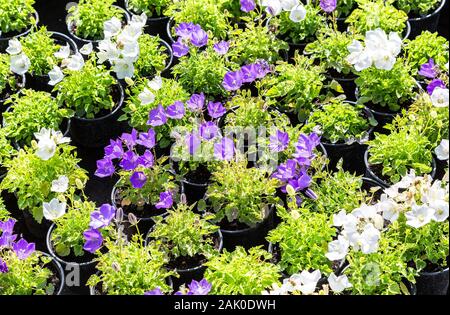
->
(304, 29, 361, 75)
(222, 0, 258, 21)
(404, 31, 449, 74)
(0, 54, 19, 96)
(3, 90, 72, 146)
(344, 236, 418, 295)
(134, 34, 169, 77)
(205, 159, 280, 226)
(0, 143, 88, 223)
(68, 0, 124, 40)
(0, 197, 10, 221)
(87, 235, 175, 295)
(267, 207, 337, 275)
(20, 27, 60, 76)
(149, 204, 220, 260)
(302, 98, 372, 144)
(346, 0, 408, 34)
(55, 58, 116, 119)
(271, 3, 325, 44)
(261, 54, 326, 121)
(394, 0, 442, 16)
(368, 128, 433, 184)
(0, 0, 36, 34)
(0, 128, 16, 168)
(355, 59, 417, 112)
(204, 246, 281, 295)
(172, 46, 229, 97)
(228, 21, 288, 65)
(127, 0, 171, 17)
(51, 200, 97, 258)
(165, 0, 231, 39)
(336, 0, 357, 17)
(0, 250, 55, 295)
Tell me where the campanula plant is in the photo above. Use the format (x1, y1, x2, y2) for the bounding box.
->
(0, 0, 36, 35)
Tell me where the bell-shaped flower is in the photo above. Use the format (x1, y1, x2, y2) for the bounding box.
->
(43, 198, 67, 221)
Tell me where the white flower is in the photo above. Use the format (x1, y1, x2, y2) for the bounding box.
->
(130, 13, 147, 29)
(372, 50, 396, 71)
(365, 29, 389, 51)
(148, 76, 163, 91)
(113, 59, 135, 79)
(294, 270, 322, 295)
(377, 194, 400, 223)
(435, 139, 449, 161)
(405, 204, 435, 228)
(54, 44, 71, 59)
(431, 87, 449, 108)
(262, 0, 283, 16)
(64, 53, 84, 71)
(289, 4, 307, 23)
(386, 32, 402, 56)
(6, 38, 22, 55)
(51, 175, 69, 193)
(358, 224, 381, 254)
(117, 24, 142, 45)
(280, 0, 299, 11)
(10, 53, 30, 75)
(79, 42, 93, 55)
(429, 200, 449, 222)
(346, 40, 372, 71)
(43, 198, 67, 221)
(326, 235, 349, 261)
(97, 39, 120, 63)
(138, 88, 155, 105)
(328, 274, 352, 293)
(421, 180, 447, 204)
(36, 135, 57, 161)
(121, 42, 140, 60)
(104, 17, 122, 39)
(332, 210, 348, 227)
(48, 66, 64, 86)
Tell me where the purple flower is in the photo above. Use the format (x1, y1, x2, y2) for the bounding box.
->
(83, 228, 103, 253)
(0, 258, 7, 273)
(155, 191, 173, 209)
(213, 41, 230, 55)
(186, 132, 202, 155)
(269, 130, 290, 152)
(95, 158, 115, 178)
(214, 137, 235, 161)
(130, 171, 148, 189)
(419, 58, 437, 79)
(175, 23, 200, 40)
(172, 39, 189, 58)
(136, 129, 156, 149)
(188, 279, 212, 295)
(120, 129, 138, 150)
(119, 151, 139, 171)
(287, 171, 311, 192)
(0, 218, 16, 234)
(186, 93, 205, 112)
(104, 139, 124, 160)
(137, 150, 154, 168)
(293, 133, 320, 166)
(190, 28, 208, 47)
(304, 188, 318, 200)
(240, 0, 256, 12)
(207, 101, 226, 119)
(0, 231, 17, 248)
(240, 64, 258, 83)
(254, 60, 272, 79)
(147, 104, 168, 126)
(222, 70, 243, 91)
(90, 204, 116, 229)
(166, 101, 186, 119)
(320, 0, 337, 13)
(272, 159, 297, 181)
(145, 288, 163, 295)
(199, 122, 220, 140)
(427, 79, 446, 95)
(12, 239, 35, 260)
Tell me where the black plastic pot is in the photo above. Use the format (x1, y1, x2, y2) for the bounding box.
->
(0, 11, 39, 52)
(22, 209, 52, 240)
(40, 252, 65, 295)
(326, 72, 357, 102)
(69, 80, 126, 148)
(66, 6, 130, 49)
(364, 149, 438, 188)
(166, 17, 176, 45)
(46, 223, 96, 295)
(407, 0, 447, 39)
(219, 205, 274, 251)
(24, 31, 78, 93)
(0, 74, 26, 122)
(416, 266, 449, 295)
(171, 162, 211, 205)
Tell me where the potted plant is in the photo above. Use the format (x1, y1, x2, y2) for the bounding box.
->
(0, 129, 89, 238)
(54, 57, 126, 148)
(0, 53, 25, 116)
(222, 0, 259, 26)
(301, 97, 377, 173)
(17, 26, 78, 92)
(165, 0, 231, 42)
(261, 54, 326, 124)
(202, 158, 280, 250)
(264, 1, 325, 58)
(66, 0, 130, 47)
(0, 128, 15, 179)
(204, 246, 281, 295)
(125, 0, 172, 38)
(394, 0, 447, 38)
(146, 203, 223, 288)
(346, 0, 410, 39)
(134, 34, 173, 77)
(0, 0, 38, 51)
(2, 89, 73, 148)
(0, 234, 65, 295)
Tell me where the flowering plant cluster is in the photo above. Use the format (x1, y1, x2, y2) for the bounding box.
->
(0, 0, 36, 35)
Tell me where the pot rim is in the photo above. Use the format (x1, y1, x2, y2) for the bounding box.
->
(124, 0, 170, 22)
(0, 10, 39, 42)
(419, 265, 449, 276)
(408, 0, 447, 21)
(40, 251, 66, 295)
(0, 74, 26, 103)
(219, 204, 275, 234)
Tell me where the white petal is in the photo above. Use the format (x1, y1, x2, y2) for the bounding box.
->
(54, 44, 71, 59)
(10, 53, 30, 75)
(6, 38, 22, 55)
(48, 66, 64, 86)
(79, 42, 93, 55)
